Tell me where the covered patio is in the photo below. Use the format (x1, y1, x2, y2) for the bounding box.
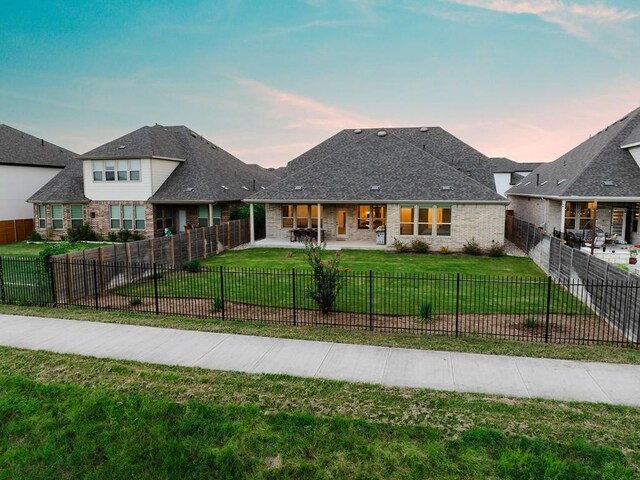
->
(251, 237, 388, 250)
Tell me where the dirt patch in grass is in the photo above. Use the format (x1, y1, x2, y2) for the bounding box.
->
(73, 293, 626, 345)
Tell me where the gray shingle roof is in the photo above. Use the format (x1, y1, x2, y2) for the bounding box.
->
(507, 106, 640, 199)
(247, 130, 506, 203)
(284, 126, 497, 191)
(0, 124, 76, 168)
(28, 161, 88, 203)
(490, 157, 542, 173)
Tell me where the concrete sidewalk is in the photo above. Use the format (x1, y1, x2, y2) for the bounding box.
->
(1, 314, 639, 406)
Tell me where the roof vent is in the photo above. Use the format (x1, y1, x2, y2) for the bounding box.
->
(118, 145, 126, 150)
(377, 130, 387, 137)
(354, 129, 362, 134)
(370, 185, 380, 191)
(189, 131, 197, 138)
(419, 127, 429, 132)
(261, 186, 266, 189)
(441, 185, 452, 191)
(294, 186, 303, 191)
(221, 185, 229, 190)
(557, 179, 566, 185)
(602, 180, 616, 187)
(539, 181, 548, 186)
(524, 182, 531, 186)
(242, 186, 249, 191)
(516, 182, 522, 186)
(185, 187, 194, 193)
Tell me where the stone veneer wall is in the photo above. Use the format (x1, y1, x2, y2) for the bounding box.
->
(265, 203, 506, 250)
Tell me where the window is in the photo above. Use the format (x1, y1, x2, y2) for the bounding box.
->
(358, 205, 370, 229)
(212, 205, 221, 226)
(198, 205, 209, 227)
(295, 205, 309, 228)
(92, 161, 103, 181)
(51, 204, 63, 230)
(70, 205, 84, 228)
(358, 204, 385, 229)
(282, 205, 294, 228)
(37, 205, 46, 229)
(129, 160, 140, 181)
(110, 205, 121, 229)
(417, 206, 432, 235)
(155, 206, 174, 231)
(565, 202, 593, 231)
(122, 205, 133, 229)
(400, 205, 452, 236)
(436, 207, 452, 236)
(92, 160, 141, 182)
(281, 204, 323, 229)
(400, 206, 414, 235)
(135, 205, 145, 230)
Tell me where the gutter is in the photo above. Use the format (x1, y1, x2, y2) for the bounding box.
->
(244, 198, 510, 205)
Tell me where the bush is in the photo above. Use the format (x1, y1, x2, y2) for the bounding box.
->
(303, 242, 347, 315)
(131, 231, 145, 241)
(488, 243, 506, 257)
(523, 317, 538, 328)
(116, 229, 133, 243)
(66, 223, 101, 242)
(439, 246, 451, 255)
(418, 301, 433, 323)
(392, 238, 410, 253)
(463, 238, 482, 256)
(27, 230, 42, 242)
(410, 238, 431, 254)
(211, 297, 224, 312)
(183, 259, 202, 273)
(38, 241, 72, 263)
(107, 232, 118, 242)
(129, 297, 142, 306)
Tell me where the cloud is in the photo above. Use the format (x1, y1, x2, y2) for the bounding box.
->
(443, 0, 639, 38)
(235, 77, 385, 131)
(266, 19, 355, 36)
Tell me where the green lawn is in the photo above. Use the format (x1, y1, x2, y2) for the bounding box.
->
(0, 241, 109, 257)
(117, 248, 588, 315)
(1, 346, 638, 478)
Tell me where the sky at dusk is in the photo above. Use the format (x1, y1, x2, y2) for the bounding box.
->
(1, 0, 639, 168)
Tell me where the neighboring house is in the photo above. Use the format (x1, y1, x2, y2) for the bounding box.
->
(489, 157, 542, 197)
(507, 106, 640, 245)
(0, 124, 75, 221)
(246, 127, 508, 250)
(28, 124, 278, 239)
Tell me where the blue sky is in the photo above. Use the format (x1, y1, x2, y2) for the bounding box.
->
(1, 0, 639, 167)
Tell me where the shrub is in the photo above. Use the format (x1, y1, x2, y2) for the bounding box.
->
(463, 237, 482, 256)
(66, 223, 101, 242)
(116, 229, 133, 243)
(38, 241, 72, 264)
(303, 242, 347, 315)
(107, 232, 118, 242)
(439, 246, 451, 255)
(488, 243, 506, 257)
(131, 231, 145, 241)
(418, 301, 433, 323)
(523, 317, 538, 328)
(27, 230, 42, 242)
(183, 259, 202, 273)
(211, 297, 224, 312)
(129, 297, 142, 306)
(392, 238, 410, 253)
(410, 238, 431, 254)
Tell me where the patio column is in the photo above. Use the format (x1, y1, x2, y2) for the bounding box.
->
(249, 203, 255, 245)
(590, 200, 597, 255)
(208, 203, 213, 227)
(317, 203, 321, 243)
(560, 200, 566, 239)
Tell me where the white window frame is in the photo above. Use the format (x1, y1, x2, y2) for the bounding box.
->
(281, 204, 323, 229)
(37, 204, 46, 229)
(197, 205, 209, 227)
(92, 159, 141, 183)
(51, 204, 63, 230)
(70, 204, 84, 228)
(399, 205, 452, 237)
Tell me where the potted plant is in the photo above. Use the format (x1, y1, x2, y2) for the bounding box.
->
(629, 248, 638, 265)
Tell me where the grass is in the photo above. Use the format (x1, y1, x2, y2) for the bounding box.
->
(115, 248, 589, 315)
(0, 346, 639, 478)
(0, 240, 111, 257)
(2, 304, 639, 364)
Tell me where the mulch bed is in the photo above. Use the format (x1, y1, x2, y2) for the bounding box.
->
(62, 293, 631, 345)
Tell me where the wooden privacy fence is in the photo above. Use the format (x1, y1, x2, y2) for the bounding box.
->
(51, 218, 252, 304)
(0, 219, 34, 244)
(506, 215, 640, 342)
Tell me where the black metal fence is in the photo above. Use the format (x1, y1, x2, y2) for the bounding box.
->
(1, 255, 639, 347)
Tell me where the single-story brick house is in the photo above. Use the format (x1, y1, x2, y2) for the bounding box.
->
(245, 127, 508, 250)
(28, 124, 278, 239)
(507, 106, 640, 246)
